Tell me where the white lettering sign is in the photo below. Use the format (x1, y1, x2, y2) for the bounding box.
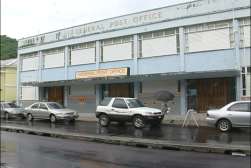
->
(18, 0, 249, 48)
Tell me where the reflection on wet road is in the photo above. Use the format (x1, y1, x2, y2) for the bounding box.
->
(1, 131, 250, 168)
(1, 118, 250, 146)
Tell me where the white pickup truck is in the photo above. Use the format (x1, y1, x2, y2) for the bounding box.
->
(96, 97, 164, 128)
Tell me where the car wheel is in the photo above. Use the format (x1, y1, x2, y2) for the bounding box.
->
(133, 115, 145, 128)
(99, 114, 110, 127)
(27, 113, 33, 121)
(50, 114, 57, 123)
(4, 112, 9, 120)
(217, 119, 231, 132)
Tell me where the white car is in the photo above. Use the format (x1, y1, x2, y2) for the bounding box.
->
(206, 101, 251, 132)
(96, 97, 164, 128)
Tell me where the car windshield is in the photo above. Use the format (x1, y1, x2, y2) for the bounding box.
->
(3, 103, 19, 108)
(47, 103, 64, 109)
(126, 99, 145, 108)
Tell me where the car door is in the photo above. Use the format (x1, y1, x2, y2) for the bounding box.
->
(29, 103, 40, 118)
(38, 103, 50, 119)
(227, 102, 250, 126)
(111, 98, 130, 121)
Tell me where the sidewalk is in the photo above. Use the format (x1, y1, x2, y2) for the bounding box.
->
(78, 112, 208, 127)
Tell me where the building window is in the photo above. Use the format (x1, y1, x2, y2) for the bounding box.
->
(70, 42, 96, 65)
(21, 53, 39, 71)
(43, 47, 65, 69)
(185, 20, 232, 52)
(138, 28, 178, 58)
(239, 17, 251, 48)
(21, 86, 38, 100)
(101, 36, 133, 62)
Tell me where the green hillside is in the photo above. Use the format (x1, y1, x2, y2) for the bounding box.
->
(0, 35, 18, 60)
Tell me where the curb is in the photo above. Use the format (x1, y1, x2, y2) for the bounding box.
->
(1, 125, 249, 156)
(76, 118, 208, 127)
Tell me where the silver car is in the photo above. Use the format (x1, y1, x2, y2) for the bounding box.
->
(206, 101, 251, 132)
(1, 102, 25, 119)
(25, 102, 79, 123)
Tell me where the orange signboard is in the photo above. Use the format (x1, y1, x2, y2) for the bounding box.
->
(76, 67, 129, 79)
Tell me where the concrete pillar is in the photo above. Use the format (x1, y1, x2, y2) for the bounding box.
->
(96, 41, 101, 69)
(38, 51, 43, 82)
(37, 51, 43, 101)
(64, 86, 68, 107)
(64, 46, 70, 80)
(179, 27, 185, 72)
(38, 87, 43, 101)
(236, 76, 241, 101)
(95, 41, 101, 106)
(133, 35, 139, 75)
(95, 85, 101, 106)
(180, 79, 187, 115)
(233, 19, 241, 70)
(16, 53, 21, 105)
(63, 47, 70, 107)
(134, 81, 140, 98)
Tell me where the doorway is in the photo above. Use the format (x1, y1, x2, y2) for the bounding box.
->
(47, 86, 64, 105)
(187, 78, 235, 112)
(102, 83, 134, 98)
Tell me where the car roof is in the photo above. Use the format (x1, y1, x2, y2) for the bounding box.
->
(33, 101, 59, 103)
(112, 97, 136, 99)
(30, 101, 60, 105)
(232, 100, 251, 103)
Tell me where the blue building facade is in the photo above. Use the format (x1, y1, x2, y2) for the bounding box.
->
(17, 0, 251, 114)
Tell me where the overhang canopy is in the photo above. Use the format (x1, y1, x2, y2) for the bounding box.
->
(21, 69, 240, 87)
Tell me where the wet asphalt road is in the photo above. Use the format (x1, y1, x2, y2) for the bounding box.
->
(1, 131, 250, 168)
(1, 118, 250, 146)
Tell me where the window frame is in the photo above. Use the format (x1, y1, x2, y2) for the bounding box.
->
(227, 102, 250, 112)
(31, 103, 39, 109)
(39, 103, 48, 110)
(112, 98, 128, 109)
